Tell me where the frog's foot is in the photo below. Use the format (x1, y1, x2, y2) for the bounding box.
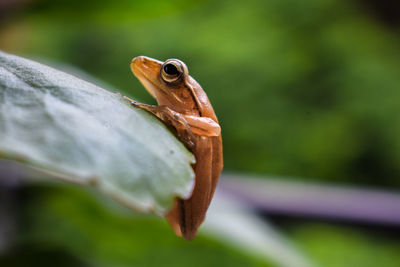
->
(123, 95, 137, 104)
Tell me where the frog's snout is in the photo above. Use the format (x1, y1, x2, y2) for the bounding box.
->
(131, 56, 145, 64)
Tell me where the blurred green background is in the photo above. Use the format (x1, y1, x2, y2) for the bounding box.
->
(1, 0, 400, 266)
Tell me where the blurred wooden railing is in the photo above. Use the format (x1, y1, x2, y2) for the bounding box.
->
(219, 173, 400, 227)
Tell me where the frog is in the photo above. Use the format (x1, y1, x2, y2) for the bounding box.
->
(125, 56, 223, 240)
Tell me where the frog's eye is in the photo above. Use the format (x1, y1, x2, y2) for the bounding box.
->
(161, 60, 183, 83)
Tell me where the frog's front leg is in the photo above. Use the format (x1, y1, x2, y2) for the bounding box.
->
(124, 96, 195, 149)
(155, 106, 197, 150)
(123, 96, 158, 113)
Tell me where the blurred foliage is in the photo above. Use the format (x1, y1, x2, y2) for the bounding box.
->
(286, 223, 400, 267)
(2, 0, 400, 187)
(3, 183, 400, 267)
(1, 0, 400, 266)
(0, 184, 270, 267)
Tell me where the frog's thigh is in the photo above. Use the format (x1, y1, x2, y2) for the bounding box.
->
(183, 115, 220, 137)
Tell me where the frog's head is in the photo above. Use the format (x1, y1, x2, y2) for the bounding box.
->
(130, 56, 199, 112)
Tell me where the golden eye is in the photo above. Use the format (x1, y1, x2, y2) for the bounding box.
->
(161, 60, 183, 83)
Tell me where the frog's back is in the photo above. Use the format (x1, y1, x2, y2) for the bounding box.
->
(166, 77, 223, 240)
(189, 75, 223, 199)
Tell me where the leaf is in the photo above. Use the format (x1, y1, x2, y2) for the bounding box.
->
(0, 50, 195, 215)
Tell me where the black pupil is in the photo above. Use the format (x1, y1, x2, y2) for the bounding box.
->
(163, 63, 179, 75)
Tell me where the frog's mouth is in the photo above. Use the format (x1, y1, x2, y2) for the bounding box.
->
(130, 56, 165, 99)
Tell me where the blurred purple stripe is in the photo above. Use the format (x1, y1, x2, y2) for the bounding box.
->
(219, 173, 400, 226)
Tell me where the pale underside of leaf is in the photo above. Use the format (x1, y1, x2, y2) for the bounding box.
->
(0, 51, 195, 215)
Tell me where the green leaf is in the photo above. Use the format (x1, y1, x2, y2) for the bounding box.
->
(0, 50, 195, 215)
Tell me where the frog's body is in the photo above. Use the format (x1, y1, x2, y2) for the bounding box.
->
(127, 56, 223, 240)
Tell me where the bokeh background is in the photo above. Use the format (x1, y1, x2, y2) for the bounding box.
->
(1, 0, 400, 266)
